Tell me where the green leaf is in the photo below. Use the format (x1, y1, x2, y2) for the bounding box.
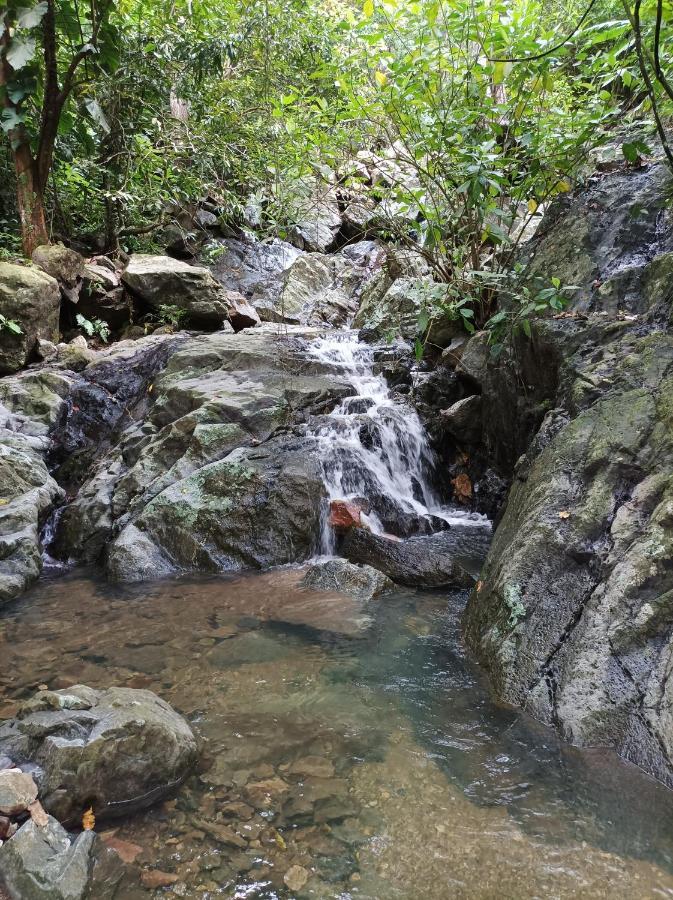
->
(0, 107, 26, 132)
(84, 98, 110, 134)
(5, 35, 37, 71)
(363, 0, 374, 17)
(16, 2, 48, 29)
(6, 77, 36, 104)
(522, 318, 532, 338)
(414, 337, 424, 361)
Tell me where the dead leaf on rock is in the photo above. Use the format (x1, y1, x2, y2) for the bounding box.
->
(451, 473, 473, 503)
(101, 834, 144, 864)
(558, 510, 571, 519)
(82, 806, 95, 831)
(476, 580, 484, 593)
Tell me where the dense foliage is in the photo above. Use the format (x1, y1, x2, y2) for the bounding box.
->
(1, 0, 672, 332)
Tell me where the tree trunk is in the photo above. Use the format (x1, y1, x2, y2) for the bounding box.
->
(13, 143, 49, 257)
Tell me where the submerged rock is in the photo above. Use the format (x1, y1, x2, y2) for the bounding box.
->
(0, 686, 197, 824)
(301, 558, 392, 601)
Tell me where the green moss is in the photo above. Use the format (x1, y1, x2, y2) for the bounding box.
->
(503, 582, 526, 628)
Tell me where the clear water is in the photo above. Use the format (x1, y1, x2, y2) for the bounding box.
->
(2, 568, 673, 898)
(307, 332, 488, 552)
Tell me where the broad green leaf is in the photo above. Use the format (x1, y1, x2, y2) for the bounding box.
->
(16, 2, 48, 28)
(5, 35, 37, 71)
(84, 98, 111, 134)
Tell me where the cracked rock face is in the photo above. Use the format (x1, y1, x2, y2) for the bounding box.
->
(463, 162, 673, 786)
(0, 685, 197, 825)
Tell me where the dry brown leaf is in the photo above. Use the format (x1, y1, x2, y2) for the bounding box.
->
(82, 806, 95, 831)
(558, 510, 571, 519)
(451, 473, 473, 504)
(476, 580, 484, 593)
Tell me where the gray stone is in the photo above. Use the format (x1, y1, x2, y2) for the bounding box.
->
(342, 527, 490, 587)
(32, 243, 85, 289)
(284, 176, 342, 253)
(0, 686, 197, 824)
(463, 160, 673, 787)
(0, 814, 128, 900)
(0, 770, 38, 815)
(122, 254, 235, 328)
(440, 395, 482, 444)
(301, 558, 392, 601)
(0, 262, 60, 374)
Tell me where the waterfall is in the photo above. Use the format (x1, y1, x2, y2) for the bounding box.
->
(308, 331, 487, 553)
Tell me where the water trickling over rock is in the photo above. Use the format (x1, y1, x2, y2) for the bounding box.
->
(308, 331, 487, 552)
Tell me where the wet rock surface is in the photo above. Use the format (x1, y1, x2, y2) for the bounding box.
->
(0, 686, 197, 824)
(342, 526, 490, 587)
(463, 162, 673, 785)
(53, 328, 355, 579)
(300, 558, 392, 601)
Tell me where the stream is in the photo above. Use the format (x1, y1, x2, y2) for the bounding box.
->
(2, 330, 673, 898)
(2, 571, 673, 897)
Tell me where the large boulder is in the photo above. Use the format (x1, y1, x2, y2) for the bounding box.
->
(0, 263, 60, 374)
(463, 160, 673, 786)
(0, 814, 129, 900)
(210, 238, 383, 327)
(122, 254, 251, 329)
(342, 526, 490, 587)
(0, 685, 197, 825)
(0, 368, 74, 604)
(32, 243, 85, 303)
(53, 329, 355, 579)
(106, 436, 327, 580)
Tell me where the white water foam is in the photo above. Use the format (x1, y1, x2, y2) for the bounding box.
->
(308, 331, 488, 552)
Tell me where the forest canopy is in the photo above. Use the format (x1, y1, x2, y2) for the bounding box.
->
(0, 0, 671, 280)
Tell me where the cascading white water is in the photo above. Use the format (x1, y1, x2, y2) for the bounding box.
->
(308, 331, 487, 553)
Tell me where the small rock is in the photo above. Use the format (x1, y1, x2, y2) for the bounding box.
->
(284, 864, 309, 892)
(0, 770, 38, 816)
(329, 499, 363, 531)
(140, 869, 180, 889)
(101, 834, 144, 864)
(289, 756, 335, 779)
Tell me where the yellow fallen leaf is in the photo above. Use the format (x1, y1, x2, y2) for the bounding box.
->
(274, 830, 286, 850)
(558, 510, 571, 519)
(82, 806, 96, 831)
(527, 199, 538, 214)
(375, 70, 387, 87)
(363, 0, 374, 16)
(0, 499, 8, 506)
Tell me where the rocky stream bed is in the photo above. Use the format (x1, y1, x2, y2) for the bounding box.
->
(0, 158, 673, 898)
